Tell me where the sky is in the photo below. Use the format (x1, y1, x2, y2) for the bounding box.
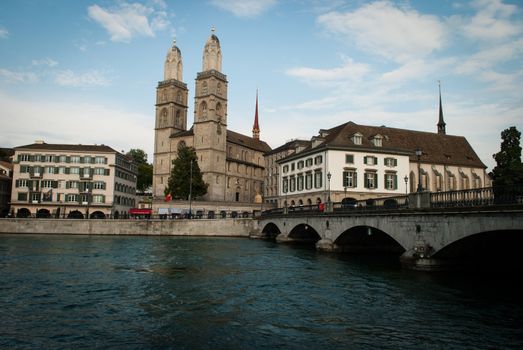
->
(0, 0, 522, 171)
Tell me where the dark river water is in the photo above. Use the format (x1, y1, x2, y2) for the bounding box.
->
(1, 234, 522, 349)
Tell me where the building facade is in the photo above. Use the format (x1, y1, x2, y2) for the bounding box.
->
(0, 160, 13, 217)
(277, 121, 488, 207)
(10, 142, 138, 218)
(153, 30, 271, 204)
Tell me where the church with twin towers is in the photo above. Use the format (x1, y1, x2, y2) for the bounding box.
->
(153, 29, 271, 204)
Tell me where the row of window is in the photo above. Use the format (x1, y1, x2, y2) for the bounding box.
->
(283, 156, 323, 173)
(282, 171, 323, 193)
(115, 169, 135, 182)
(19, 166, 110, 176)
(282, 154, 398, 174)
(16, 179, 108, 191)
(342, 170, 399, 190)
(351, 133, 383, 147)
(18, 154, 108, 164)
(17, 192, 107, 204)
(115, 182, 135, 194)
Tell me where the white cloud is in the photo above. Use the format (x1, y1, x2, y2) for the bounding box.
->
(0, 91, 153, 159)
(317, 1, 446, 63)
(0, 27, 8, 39)
(209, 0, 276, 18)
(0, 68, 39, 83)
(462, 0, 522, 41)
(54, 69, 111, 87)
(31, 58, 58, 67)
(286, 58, 370, 82)
(456, 39, 523, 75)
(87, 2, 172, 42)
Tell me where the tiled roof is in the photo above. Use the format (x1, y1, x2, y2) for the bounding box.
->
(14, 143, 118, 153)
(227, 130, 272, 153)
(0, 161, 13, 170)
(325, 122, 486, 168)
(265, 139, 311, 156)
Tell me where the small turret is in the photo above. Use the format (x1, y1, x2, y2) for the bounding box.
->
(437, 80, 446, 135)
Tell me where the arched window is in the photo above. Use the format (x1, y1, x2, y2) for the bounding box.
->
(202, 81, 208, 95)
(161, 108, 168, 127)
(216, 102, 222, 116)
(200, 101, 207, 119)
(177, 91, 182, 103)
(217, 83, 222, 94)
(175, 110, 181, 126)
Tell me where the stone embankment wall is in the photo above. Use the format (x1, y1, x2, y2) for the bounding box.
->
(0, 218, 260, 237)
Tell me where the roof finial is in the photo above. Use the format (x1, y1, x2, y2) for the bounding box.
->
(172, 36, 176, 46)
(211, 25, 216, 34)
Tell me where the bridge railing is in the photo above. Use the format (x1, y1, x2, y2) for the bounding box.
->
(430, 185, 523, 208)
(333, 195, 410, 212)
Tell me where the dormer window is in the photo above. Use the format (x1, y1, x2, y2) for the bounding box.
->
(372, 134, 383, 147)
(352, 132, 363, 145)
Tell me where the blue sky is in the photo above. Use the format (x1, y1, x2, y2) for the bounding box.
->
(1, 0, 522, 170)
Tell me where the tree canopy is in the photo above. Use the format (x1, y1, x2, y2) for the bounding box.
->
(165, 144, 208, 199)
(490, 126, 523, 187)
(126, 149, 153, 193)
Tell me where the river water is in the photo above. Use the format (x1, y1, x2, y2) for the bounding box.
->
(1, 234, 522, 349)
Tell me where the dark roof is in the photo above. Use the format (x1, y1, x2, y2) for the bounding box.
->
(171, 127, 194, 138)
(0, 160, 13, 170)
(14, 143, 118, 153)
(265, 139, 311, 156)
(227, 130, 272, 153)
(284, 121, 486, 168)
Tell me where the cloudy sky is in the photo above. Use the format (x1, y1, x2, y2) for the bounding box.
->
(0, 0, 522, 170)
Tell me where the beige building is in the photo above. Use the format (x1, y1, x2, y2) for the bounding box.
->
(153, 30, 271, 204)
(10, 142, 137, 218)
(0, 160, 13, 217)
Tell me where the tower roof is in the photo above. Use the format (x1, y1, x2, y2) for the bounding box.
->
(202, 27, 222, 72)
(252, 90, 260, 139)
(164, 38, 183, 81)
(437, 81, 446, 135)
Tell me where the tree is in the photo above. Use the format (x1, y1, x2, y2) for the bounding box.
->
(490, 126, 523, 188)
(126, 149, 153, 193)
(165, 144, 208, 199)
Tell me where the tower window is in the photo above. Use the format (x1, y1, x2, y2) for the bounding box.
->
(202, 81, 208, 95)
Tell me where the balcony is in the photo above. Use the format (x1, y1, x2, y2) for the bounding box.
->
(30, 172, 42, 179)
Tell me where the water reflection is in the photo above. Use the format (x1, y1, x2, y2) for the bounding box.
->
(1, 234, 522, 349)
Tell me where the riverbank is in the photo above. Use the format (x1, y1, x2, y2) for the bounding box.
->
(0, 218, 259, 237)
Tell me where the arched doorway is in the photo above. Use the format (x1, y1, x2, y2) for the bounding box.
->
(17, 208, 31, 218)
(90, 211, 106, 219)
(67, 210, 84, 219)
(36, 209, 51, 218)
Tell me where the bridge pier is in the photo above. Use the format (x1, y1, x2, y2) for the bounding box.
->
(316, 238, 335, 252)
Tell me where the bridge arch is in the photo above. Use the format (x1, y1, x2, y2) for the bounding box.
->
(288, 223, 321, 245)
(333, 225, 406, 255)
(433, 229, 523, 269)
(261, 222, 282, 240)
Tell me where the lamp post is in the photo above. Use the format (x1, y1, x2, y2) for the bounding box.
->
(85, 186, 90, 220)
(327, 172, 332, 203)
(284, 181, 288, 214)
(189, 159, 193, 219)
(416, 148, 423, 192)
(404, 175, 409, 196)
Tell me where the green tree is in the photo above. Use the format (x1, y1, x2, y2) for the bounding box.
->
(126, 149, 153, 193)
(165, 144, 208, 199)
(490, 126, 523, 187)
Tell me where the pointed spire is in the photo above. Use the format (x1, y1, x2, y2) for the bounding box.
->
(252, 89, 260, 140)
(437, 80, 446, 135)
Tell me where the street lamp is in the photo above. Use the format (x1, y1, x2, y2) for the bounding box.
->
(404, 175, 409, 196)
(416, 148, 423, 192)
(327, 172, 332, 203)
(283, 180, 288, 214)
(189, 160, 193, 219)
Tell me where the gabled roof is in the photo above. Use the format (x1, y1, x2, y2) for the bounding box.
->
(281, 121, 486, 168)
(227, 130, 271, 153)
(14, 143, 118, 153)
(0, 161, 13, 170)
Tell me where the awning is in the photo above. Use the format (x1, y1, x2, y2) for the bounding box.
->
(130, 208, 152, 215)
(158, 208, 169, 215)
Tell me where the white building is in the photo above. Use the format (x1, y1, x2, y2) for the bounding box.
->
(277, 121, 488, 207)
(10, 141, 138, 219)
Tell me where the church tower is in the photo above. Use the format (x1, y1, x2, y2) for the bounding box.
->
(193, 28, 228, 201)
(153, 39, 189, 197)
(437, 81, 446, 135)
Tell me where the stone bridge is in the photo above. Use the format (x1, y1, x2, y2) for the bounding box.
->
(257, 208, 523, 271)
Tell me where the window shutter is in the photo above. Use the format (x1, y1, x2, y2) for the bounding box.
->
(394, 159, 398, 166)
(105, 169, 110, 176)
(52, 181, 58, 189)
(374, 173, 378, 188)
(374, 156, 378, 165)
(364, 156, 368, 165)
(384, 174, 387, 189)
(66, 156, 70, 163)
(394, 175, 398, 190)
(354, 172, 358, 187)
